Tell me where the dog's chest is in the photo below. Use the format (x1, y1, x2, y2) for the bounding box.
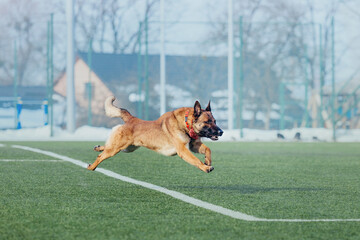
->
(156, 143, 189, 156)
(157, 146, 177, 156)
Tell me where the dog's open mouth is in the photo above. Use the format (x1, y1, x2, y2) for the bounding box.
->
(210, 135, 219, 141)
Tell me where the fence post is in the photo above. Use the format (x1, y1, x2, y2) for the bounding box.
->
(137, 21, 143, 119)
(144, 15, 149, 120)
(87, 37, 93, 126)
(16, 98, 22, 129)
(331, 17, 336, 141)
(279, 82, 285, 130)
(319, 24, 324, 128)
(50, 13, 54, 136)
(43, 100, 49, 126)
(303, 44, 309, 127)
(13, 40, 18, 129)
(47, 20, 50, 127)
(238, 16, 244, 138)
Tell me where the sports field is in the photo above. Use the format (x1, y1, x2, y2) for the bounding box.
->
(1, 141, 359, 239)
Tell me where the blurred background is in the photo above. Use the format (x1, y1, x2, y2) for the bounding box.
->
(0, 0, 360, 141)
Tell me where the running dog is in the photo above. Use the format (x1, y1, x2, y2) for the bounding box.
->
(87, 96, 223, 173)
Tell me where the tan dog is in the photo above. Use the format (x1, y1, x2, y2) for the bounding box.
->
(87, 96, 223, 173)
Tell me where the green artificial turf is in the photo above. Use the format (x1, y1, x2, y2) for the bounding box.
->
(0, 141, 359, 240)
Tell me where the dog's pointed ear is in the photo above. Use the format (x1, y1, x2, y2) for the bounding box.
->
(194, 101, 202, 118)
(205, 101, 211, 112)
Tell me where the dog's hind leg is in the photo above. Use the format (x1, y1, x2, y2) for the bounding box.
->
(88, 125, 132, 171)
(87, 144, 128, 171)
(87, 149, 114, 171)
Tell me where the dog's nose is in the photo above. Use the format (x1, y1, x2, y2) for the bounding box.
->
(218, 128, 223, 136)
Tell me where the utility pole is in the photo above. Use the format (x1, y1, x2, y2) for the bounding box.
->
(13, 40, 18, 129)
(144, 6, 149, 120)
(87, 38, 93, 126)
(160, 0, 166, 115)
(66, 0, 76, 132)
(331, 17, 336, 142)
(238, 16, 244, 137)
(227, 0, 234, 129)
(50, 13, 54, 136)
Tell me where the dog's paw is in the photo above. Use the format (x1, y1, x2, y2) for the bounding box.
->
(87, 164, 95, 171)
(204, 161, 212, 166)
(204, 166, 214, 173)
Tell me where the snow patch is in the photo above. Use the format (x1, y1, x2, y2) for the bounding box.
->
(0, 125, 359, 142)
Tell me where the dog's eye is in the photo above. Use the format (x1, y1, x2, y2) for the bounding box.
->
(206, 120, 212, 124)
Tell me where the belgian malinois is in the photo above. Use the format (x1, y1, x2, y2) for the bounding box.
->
(87, 96, 223, 173)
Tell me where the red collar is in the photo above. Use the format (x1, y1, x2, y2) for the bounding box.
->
(185, 111, 198, 139)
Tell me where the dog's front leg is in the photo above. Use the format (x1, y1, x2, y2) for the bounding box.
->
(176, 143, 213, 173)
(190, 141, 212, 166)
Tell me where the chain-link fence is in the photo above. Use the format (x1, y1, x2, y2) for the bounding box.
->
(1, 15, 359, 139)
(0, 16, 57, 131)
(136, 19, 322, 130)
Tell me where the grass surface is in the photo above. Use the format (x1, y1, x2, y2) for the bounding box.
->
(0, 141, 359, 239)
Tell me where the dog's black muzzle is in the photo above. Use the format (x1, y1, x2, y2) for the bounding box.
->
(200, 126, 223, 141)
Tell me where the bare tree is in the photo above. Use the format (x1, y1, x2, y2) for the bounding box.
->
(73, 0, 160, 54)
(0, 0, 51, 86)
(205, 0, 347, 129)
(0, 0, 164, 87)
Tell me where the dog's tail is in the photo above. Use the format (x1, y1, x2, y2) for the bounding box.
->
(105, 96, 133, 122)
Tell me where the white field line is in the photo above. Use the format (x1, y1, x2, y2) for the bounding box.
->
(0, 159, 63, 162)
(12, 145, 360, 223)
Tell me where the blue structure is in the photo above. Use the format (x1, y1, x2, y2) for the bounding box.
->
(16, 99, 22, 129)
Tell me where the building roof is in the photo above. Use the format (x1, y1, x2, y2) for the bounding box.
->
(0, 86, 47, 101)
(77, 52, 228, 103)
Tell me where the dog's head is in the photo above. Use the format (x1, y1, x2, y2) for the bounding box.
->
(192, 101, 223, 141)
